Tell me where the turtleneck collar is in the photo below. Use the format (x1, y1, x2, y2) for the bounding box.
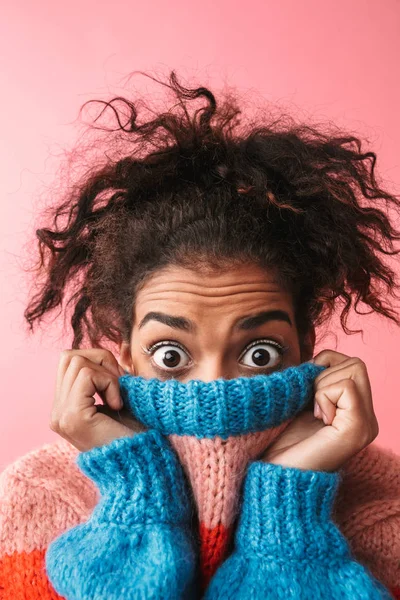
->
(118, 361, 325, 439)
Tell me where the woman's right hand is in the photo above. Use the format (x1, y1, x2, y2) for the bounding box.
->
(49, 348, 146, 452)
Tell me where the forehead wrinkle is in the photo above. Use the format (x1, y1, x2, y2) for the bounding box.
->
(135, 293, 294, 331)
(137, 285, 285, 301)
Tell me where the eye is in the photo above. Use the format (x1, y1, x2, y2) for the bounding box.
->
(150, 342, 191, 370)
(239, 339, 287, 369)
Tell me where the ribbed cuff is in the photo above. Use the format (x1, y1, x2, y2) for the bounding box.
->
(76, 429, 191, 526)
(236, 461, 350, 560)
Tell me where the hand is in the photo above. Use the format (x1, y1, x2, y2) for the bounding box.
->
(260, 350, 380, 472)
(50, 348, 146, 452)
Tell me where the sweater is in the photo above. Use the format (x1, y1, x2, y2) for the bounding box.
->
(0, 362, 399, 599)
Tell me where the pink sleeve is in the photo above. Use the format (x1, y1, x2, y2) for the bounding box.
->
(0, 439, 98, 599)
(334, 442, 400, 597)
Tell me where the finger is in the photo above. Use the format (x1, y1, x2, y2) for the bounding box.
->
(314, 360, 373, 411)
(55, 356, 120, 423)
(312, 349, 350, 369)
(314, 378, 366, 426)
(71, 365, 123, 413)
(309, 350, 351, 420)
(54, 355, 118, 426)
(53, 359, 122, 433)
(315, 350, 359, 381)
(55, 349, 121, 403)
(55, 368, 129, 452)
(314, 401, 323, 420)
(96, 363, 128, 405)
(315, 378, 378, 450)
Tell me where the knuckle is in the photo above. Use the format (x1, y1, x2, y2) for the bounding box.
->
(49, 418, 59, 432)
(354, 358, 367, 370)
(313, 373, 323, 385)
(59, 349, 74, 365)
(317, 349, 335, 356)
(314, 349, 328, 359)
(98, 348, 115, 363)
(58, 351, 70, 370)
(69, 354, 84, 369)
(78, 365, 93, 379)
(343, 378, 357, 391)
(314, 389, 324, 400)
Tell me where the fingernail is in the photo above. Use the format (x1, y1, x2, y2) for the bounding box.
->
(314, 403, 321, 418)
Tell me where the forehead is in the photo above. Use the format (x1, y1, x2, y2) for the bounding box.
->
(134, 263, 294, 318)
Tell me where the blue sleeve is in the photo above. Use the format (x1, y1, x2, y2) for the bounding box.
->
(45, 429, 197, 600)
(204, 460, 394, 600)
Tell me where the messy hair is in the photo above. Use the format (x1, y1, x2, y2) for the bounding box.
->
(23, 70, 400, 350)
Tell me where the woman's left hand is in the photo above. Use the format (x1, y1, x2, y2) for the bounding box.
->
(261, 350, 380, 472)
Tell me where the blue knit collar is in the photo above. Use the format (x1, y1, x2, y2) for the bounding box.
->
(118, 361, 325, 439)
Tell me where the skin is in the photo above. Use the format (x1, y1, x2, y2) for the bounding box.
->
(51, 262, 379, 470)
(119, 263, 313, 381)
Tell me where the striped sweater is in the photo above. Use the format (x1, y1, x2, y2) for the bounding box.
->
(0, 362, 399, 598)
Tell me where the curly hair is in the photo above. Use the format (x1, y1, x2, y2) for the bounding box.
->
(23, 70, 400, 351)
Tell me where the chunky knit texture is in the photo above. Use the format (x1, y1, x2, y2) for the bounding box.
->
(0, 361, 399, 598)
(204, 462, 393, 599)
(45, 429, 197, 600)
(119, 362, 325, 585)
(117, 363, 324, 438)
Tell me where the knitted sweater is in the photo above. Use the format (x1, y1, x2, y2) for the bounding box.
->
(0, 362, 399, 599)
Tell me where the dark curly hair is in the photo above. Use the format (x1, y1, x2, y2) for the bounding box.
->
(23, 70, 400, 352)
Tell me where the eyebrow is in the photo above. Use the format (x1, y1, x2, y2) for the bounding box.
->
(139, 311, 194, 331)
(138, 309, 292, 332)
(236, 310, 293, 330)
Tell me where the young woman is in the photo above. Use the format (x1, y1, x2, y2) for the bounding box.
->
(1, 70, 399, 599)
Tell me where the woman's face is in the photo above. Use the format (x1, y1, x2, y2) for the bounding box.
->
(119, 262, 315, 382)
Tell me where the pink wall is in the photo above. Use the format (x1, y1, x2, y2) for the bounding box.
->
(1, 0, 400, 468)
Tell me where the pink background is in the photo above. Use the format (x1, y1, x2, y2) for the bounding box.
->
(1, 0, 400, 469)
